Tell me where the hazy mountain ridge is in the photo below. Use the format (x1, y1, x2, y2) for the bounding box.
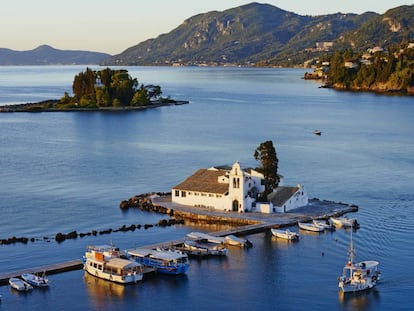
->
(102, 2, 414, 67)
(0, 45, 111, 65)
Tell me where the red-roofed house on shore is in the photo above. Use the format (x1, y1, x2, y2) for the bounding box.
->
(172, 162, 308, 213)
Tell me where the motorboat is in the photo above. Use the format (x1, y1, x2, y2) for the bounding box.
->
(126, 248, 189, 275)
(298, 222, 325, 232)
(9, 277, 33, 292)
(187, 231, 251, 248)
(224, 234, 253, 248)
(271, 228, 299, 240)
(83, 245, 143, 284)
(181, 239, 228, 256)
(313, 219, 335, 230)
(21, 271, 49, 287)
(330, 216, 359, 228)
(338, 228, 381, 293)
(186, 232, 225, 244)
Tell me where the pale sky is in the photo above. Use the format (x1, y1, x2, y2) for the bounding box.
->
(1, 0, 412, 55)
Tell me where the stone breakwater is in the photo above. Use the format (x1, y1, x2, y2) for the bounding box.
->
(119, 192, 174, 215)
(0, 216, 184, 246)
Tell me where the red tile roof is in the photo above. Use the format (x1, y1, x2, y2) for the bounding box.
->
(172, 168, 229, 194)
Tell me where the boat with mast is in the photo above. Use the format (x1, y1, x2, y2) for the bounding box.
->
(337, 227, 381, 293)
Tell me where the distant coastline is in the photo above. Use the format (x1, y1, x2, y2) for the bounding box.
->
(0, 99, 189, 113)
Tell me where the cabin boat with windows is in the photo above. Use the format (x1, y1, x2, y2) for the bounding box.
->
(83, 245, 143, 284)
(126, 248, 189, 275)
(172, 162, 308, 214)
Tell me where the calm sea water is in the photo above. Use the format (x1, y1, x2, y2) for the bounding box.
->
(0, 66, 413, 310)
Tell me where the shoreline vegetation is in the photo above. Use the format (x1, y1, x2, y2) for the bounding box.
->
(0, 98, 189, 113)
(303, 43, 414, 96)
(0, 67, 189, 113)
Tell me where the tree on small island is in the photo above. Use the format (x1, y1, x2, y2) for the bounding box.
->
(254, 140, 280, 200)
(56, 67, 163, 109)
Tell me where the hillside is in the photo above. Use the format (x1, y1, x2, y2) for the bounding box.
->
(0, 45, 111, 65)
(101, 2, 414, 67)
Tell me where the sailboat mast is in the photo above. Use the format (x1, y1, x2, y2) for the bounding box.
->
(348, 225, 355, 264)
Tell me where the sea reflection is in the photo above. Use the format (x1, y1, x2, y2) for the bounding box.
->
(83, 272, 138, 308)
(338, 288, 381, 311)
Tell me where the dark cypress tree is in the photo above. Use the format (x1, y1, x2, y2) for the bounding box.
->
(254, 140, 280, 198)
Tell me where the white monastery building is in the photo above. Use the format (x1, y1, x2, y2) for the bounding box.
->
(172, 162, 308, 213)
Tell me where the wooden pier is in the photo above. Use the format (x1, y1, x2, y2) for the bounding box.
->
(0, 260, 83, 286)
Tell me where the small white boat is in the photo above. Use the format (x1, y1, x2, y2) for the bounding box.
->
(338, 228, 381, 293)
(186, 232, 225, 244)
(126, 248, 189, 275)
(330, 216, 359, 228)
(182, 239, 228, 256)
(313, 219, 335, 230)
(298, 222, 324, 232)
(9, 277, 33, 292)
(224, 234, 252, 247)
(271, 228, 299, 240)
(83, 245, 143, 284)
(187, 231, 251, 248)
(21, 272, 49, 287)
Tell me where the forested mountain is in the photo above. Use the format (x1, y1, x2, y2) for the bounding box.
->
(101, 2, 414, 67)
(0, 45, 111, 65)
(337, 5, 414, 50)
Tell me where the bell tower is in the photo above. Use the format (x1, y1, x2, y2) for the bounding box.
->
(228, 162, 244, 212)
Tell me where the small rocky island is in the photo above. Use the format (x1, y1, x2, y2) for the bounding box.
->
(0, 67, 188, 112)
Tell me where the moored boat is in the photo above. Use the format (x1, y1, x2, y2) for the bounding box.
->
(83, 245, 143, 284)
(21, 271, 49, 287)
(271, 228, 299, 240)
(298, 221, 325, 232)
(330, 216, 359, 228)
(224, 234, 253, 247)
(181, 239, 228, 256)
(186, 232, 226, 244)
(9, 277, 33, 292)
(338, 229, 381, 293)
(126, 248, 189, 275)
(313, 219, 335, 230)
(187, 231, 252, 248)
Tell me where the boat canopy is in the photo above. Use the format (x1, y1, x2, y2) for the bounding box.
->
(128, 248, 185, 260)
(105, 258, 141, 269)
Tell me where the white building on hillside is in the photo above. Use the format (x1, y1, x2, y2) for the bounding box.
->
(172, 162, 308, 213)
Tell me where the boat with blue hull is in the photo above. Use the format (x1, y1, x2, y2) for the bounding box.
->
(126, 248, 189, 275)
